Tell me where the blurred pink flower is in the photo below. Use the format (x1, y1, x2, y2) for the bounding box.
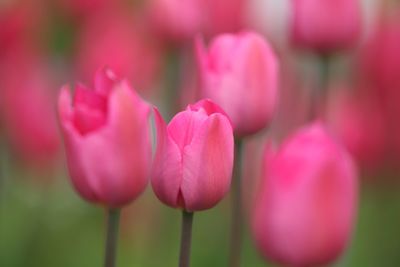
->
(151, 99, 234, 211)
(291, 0, 362, 52)
(146, 0, 247, 44)
(358, 14, 400, 100)
(58, 68, 152, 207)
(0, 0, 46, 56)
(0, 50, 60, 168)
(75, 10, 161, 95)
(357, 14, 400, 165)
(202, 0, 247, 36)
(147, 0, 204, 43)
(325, 87, 386, 170)
(252, 123, 358, 267)
(196, 32, 279, 137)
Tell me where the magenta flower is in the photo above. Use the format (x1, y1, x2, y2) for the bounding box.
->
(252, 123, 358, 267)
(196, 32, 279, 137)
(291, 0, 362, 52)
(58, 68, 152, 207)
(151, 99, 234, 211)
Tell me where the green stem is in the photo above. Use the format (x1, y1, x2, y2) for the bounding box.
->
(104, 208, 121, 267)
(228, 140, 244, 267)
(309, 55, 331, 120)
(179, 210, 194, 267)
(165, 48, 181, 120)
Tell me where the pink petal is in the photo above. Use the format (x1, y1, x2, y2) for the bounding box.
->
(181, 113, 234, 211)
(58, 87, 100, 203)
(151, 108, 183, 208)
(58, 85, 73, 124)
(94, 67, 118, 96)
(190, 98, 231, 120)
(167, 108, 208, 151)
(234, 32, 279, 135)
(76, 81, 151, 207)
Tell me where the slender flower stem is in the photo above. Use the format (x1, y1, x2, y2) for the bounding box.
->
(104, 208, 121, 267)
(179, 210, 194, 267)
(309, 54, 331, 120)
(228, 139, 244, 267)
(165, 48, 182, 120)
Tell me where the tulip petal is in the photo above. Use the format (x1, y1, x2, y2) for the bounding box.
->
(94, 67, 118, 96)
(234, 33, 279, 135)
(168, 108, 209, 151)
(181, 113, 234, 211)
(58, 86, 100, 203)
(77, 81, 151, 207)
(151, 108, 183, 208)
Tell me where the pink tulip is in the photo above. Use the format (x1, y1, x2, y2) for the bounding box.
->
(147, 0, 204, 43)
(0, 49, 60, 168)
(325, 87, 386, 169)
(357, 14, 400, 165)
(151, 99, 234, 211)
(75, 10, 161, 94)
(196, 32, 279, 137)
(58, 68, 152, 207)
(291, 0, 362, 52)
(252, 123, 358, 267)
(202, 0, 247, 36)
(358, 14, 400, 100)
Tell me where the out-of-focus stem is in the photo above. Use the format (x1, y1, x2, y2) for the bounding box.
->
(104, 208, 121, 267)
(309, 55, 331, 120)
(228, 139, 244, 267)
(179, 210, 194, 267)
(165, 48, 181, 120)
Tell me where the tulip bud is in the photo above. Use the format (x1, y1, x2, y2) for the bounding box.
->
(196, 32, 279, 137)
(291, 0, 362, 52)
(151, 99, 234, 211)
(252, 123, 358, 267)
(58, 68, 152, 208)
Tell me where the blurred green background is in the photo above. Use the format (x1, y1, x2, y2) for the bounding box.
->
(2, 157, 400, 267)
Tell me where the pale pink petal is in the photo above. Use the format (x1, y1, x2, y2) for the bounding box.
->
(234, 32, 279, 136)
(151, 107, 183, 208)
(58, 87, 99, 203)
(167, 108, 208, 151)
(190, 98, 231, 120)
(58, 85, 73, 123)
(181, 113, 234, 211)
(94, 67, 118, 96)
(77, 81, 151, 207)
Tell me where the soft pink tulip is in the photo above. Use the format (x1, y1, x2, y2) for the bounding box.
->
(58, 68, 152, 207)
(75, 10, 161, 94)
(291, 0, 362, 52)
(202, 0, 247, 36)
(252, 123, 358, 267)
(0, 49, 60, 168)
(196, 32, 279, 137)
(151, 99, 234, 211)
(358, 14, 400, 100)
(357, 14, 400, 165)
(325, 87, 386, 169)
(147, 0, 204, 43)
